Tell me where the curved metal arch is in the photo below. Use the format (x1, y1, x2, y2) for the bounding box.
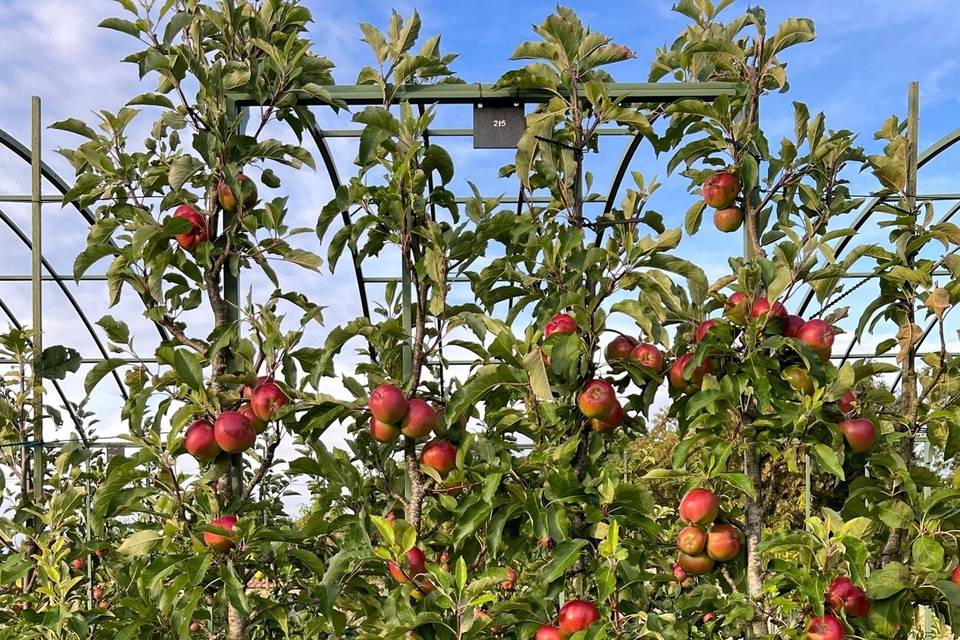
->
(799, 126, 960, 316)
(0, 126, 169, 345)
(0, 209, 127, 398)
(0, 296, 85, 431)
(296, 108, 372, 325)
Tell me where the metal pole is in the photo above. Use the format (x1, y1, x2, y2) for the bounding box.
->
(904, 80, 932, 640)
(30, 96, 43, 504)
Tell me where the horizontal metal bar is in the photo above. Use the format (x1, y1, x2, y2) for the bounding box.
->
(452, 196, 606, 204)
(0, 357, 157, 365)
(0, 274, 107, 282)
(317, 127, 631, 138)
(849, 193, 960, 202)
(363, 276, 472, 284)
(0, 195, 62, 203)
(232, 82, 742, 107)
(840, 352, 948, 360)
(839, 271, 950, 278)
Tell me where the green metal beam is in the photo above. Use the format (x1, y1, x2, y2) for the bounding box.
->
(314, 127, 632, 138)
(231, 82, 742, 108)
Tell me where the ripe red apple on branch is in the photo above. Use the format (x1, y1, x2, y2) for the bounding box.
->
(702, 171, 741, 209)
(676, 526, 707, 555)
(421, 440, 457, 475)
(591, 400, 623, 433)
(705, 523, 742, 561)
(805, 613, 844, 640)
(401, 399, 439, 438)
(238, 403, 267, 434)
(388, 547, 427, 583)
(750, 298, 788, 333)
(669, 354, 712, 394)
(214, 410, 256, 453)
(713, 206, 743, 232)
(837, 390, 856, 415)
(184, 419, 220, 462)
(784, 314, 805, 339)
(630, 343, 664, 373)
(369, 384, 408, 424)
(605, 335, 638, 362)
(677, 551, 715, 576)
(838, 417, 877, 453)
(171, 204, 208, 251)
(796, 319, 835, 361)
(577, 379, 617, 419)
(203, 515, 237, 552)
(693, 319, 719, 344)
(370, 417, 401, 443)
(535, 626, 564, 640)
(557, 599, 600, 635)
(724, 291, 751, 326)
(544, 313, 577, 338)
(251, 381, 288, 421)
(679, 488, 719, 525)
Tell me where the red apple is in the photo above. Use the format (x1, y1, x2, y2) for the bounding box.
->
(672, 562, 688, 583)
(724, 291, 751, 326)
(500, 568, 518, 591)
(702, 171, 741, 209)
(242, 375, 272, 399)
(677, 551, 715, 576)
(535, 626, 564, 640)
(837, 390, 856, 415)
(630, 343, 664, 372)
(401, 399, 439, 438)
(591, 401, 623, 433)
(679, 488, 719, 525)
(805, 614, 844, 640)
(370, 417, 400, 443)
(217, 174, 258, 212)
(713, 206, 743, 232)
(97, 600, 111, 610)
(838, 418, 877, 453)
(784, 314, 805, 339)
(213, 411, 256, 454)
(669, 353, 712, 394)
(369, 384, 408, 424)
(421, 440, 457, 475)
(238, 403, 267, 434)
(190, 621, 203, 633)
(706, 523, 742, 561)
(826, 576, 853, 611)
(544, 313, 577, 338)
(251, 381, 288, 421)
(203, 515, 237, 552)
(797, 319, 835, 361)
(844, 586, 870, 618)
(577, 379, 617, 419)
(184, 419, 220, 462)
(693, 319, 719, 344)
(70, 557, 87, 572)
(750, 299, 787, 321)
(388, 547, 427, 583)
(676, 526, 707, 555)
(951, 566, 960, 586)
(606, 335, 638, 362)
(172, 204, 208, 251)
(558, 599, 600, 635)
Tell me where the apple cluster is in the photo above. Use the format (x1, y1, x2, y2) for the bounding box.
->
(678, 293, 879, 454)
(805, 576, 870, 639)
(535, 599, 600, 640)
(368, 384, 458, 476)
(169, 173, 259, 252)
(702, 170, 744, 234)
(674, 488, 742, 577)
(182, 376, 288, 552)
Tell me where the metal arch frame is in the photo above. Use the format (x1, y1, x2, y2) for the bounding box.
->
(0, 296, 84, 430)
(0, 208, 127, 397)
(230, 83, 742, 338)
(796, 127, 960, 382)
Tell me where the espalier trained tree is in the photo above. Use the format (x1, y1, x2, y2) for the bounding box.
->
(1, 1, 959, 639)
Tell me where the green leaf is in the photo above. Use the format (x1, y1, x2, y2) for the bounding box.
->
(422, 145, 454, 184)
(84, 358, 127, 395)
(117, 529, 164, 556)
(809, 443, 845, 480)
(865, 562, 911, 599)
(542, 539, 588, 582)
(221, 562, 250, 615)
(99, 17, 141, 37)
(911, 536, 944, 571)
(521, 349, 552, 403)
(50, 118, 99, 140)
(684, 200, 707, 236)
(97, 315, 131, 344)
(446, 364, 522, 424)
(173, 349, 204, 392)
(74, 244, 116, 281)
(38, 346, 81, 381)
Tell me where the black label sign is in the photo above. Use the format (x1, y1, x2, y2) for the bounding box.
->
(473, 103, 525, 149)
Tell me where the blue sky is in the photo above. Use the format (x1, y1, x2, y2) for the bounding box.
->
(0, 1, 957, 500)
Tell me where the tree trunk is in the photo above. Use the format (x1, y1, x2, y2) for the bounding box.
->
(744, 445, 766, 636)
